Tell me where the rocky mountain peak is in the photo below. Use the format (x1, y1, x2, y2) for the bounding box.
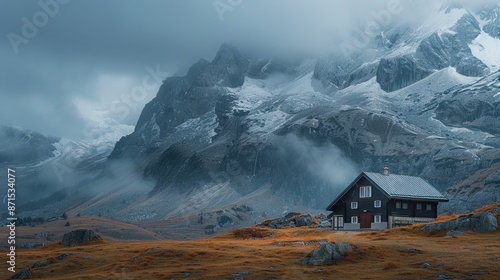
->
(186, 43, 248, 88)
(475, 4, 500, 21)
(212, 43, 246, 67)
(442, 3, 465, 14)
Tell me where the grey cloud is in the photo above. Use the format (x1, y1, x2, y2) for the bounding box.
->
(1, 0, 498, 138)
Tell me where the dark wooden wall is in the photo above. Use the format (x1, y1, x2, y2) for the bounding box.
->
(330, 176, 441, 223)
(342, 177, 389, 223)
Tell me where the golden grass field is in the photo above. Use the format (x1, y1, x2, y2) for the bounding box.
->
(1, 203, 499, 280)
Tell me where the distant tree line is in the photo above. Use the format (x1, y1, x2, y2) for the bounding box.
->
(13, 212, 69, 227)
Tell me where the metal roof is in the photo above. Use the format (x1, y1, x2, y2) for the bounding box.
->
(326, 172, 448, 210)
(363, 172, 448, 201)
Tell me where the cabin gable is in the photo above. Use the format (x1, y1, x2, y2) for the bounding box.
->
(327, 171, 448, 231)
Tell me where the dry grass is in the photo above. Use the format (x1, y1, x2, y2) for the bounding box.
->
(1, 204, 499, 279)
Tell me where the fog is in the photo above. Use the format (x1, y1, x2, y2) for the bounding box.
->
(0, 0, 498, 139)
(282, 135, 360, 193)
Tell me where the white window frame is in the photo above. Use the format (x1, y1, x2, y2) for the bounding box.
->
(351, 216, 358, 224)
(351, 202, 358, 209)
(374, 200, 381, 208)
(374, 215, 382, 223)
(416, 203, 422, 210)
(426, 204, 432, 211)
(396, 201, 401, 209)
(402, 202, 408, 209)
(359, 186, 372, 198)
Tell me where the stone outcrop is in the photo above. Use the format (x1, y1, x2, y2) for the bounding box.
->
(422, 212, 498, 233)
(11, 269, 32, 279)
(61, 229, 102, 247)
(299, 242, 355, 265)
(259, 213, 313, 229)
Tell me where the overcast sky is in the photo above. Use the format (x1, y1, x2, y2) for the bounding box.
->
(0, 0, 497, 139)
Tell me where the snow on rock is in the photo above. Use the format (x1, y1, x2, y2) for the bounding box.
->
(470, 32, 500, 72)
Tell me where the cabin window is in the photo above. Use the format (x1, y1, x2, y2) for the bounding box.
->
(395, 202, 401, 209)
(426, 204, 432, 211)
(351, 202, 358, 209)
(359, 186, 372, 198)
(402, 202, 408, 209)
(374, 215, 382, 223)
(351, 216, 358, 224)
(416, 203, 422, 210)
(374, 200, 381, 208)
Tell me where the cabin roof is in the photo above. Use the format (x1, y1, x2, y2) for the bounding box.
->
(363, 172, 448, 201)
(326, 172, 449, 210)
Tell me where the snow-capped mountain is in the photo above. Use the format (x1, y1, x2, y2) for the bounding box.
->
(108, 3, 500, 215)
(0, 113, 134, 210)
(12, 3, 500, 223)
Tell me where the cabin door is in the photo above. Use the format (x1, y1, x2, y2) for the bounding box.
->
(360, 213, 372, 229)
(333, 216, 344, 230)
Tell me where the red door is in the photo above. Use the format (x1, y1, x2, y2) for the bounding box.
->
(360, 213, 372, 229)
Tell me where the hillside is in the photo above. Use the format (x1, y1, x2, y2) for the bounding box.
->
(5, 204, 499, 279)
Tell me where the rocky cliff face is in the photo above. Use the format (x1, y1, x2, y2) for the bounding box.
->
(434, 71, 500, 135)
(110, 44, 248, 161)
(315, 5, 496, 93)
(102, 4, 500, 218)
(477, 4, 500, 39)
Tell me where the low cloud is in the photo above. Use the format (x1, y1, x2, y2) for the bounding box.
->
(281, 134, 359, 192)
(1, 0, 498, 138)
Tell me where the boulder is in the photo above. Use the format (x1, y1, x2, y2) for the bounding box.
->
(295, 215, 313, 227)
(11, 269, 32, 279)
(474, 212, 498, 232)
(420, 262, 431, 268)
(61, 229, 102, 247)
(299, 242, 354, 265)
(31, 260, 49, 269)
(262, 213, 314, 229)
(422, 212, 498, 233)
(56, 253, 71, 260)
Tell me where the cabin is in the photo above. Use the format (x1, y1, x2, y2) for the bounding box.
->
(326, 168, 448, 230)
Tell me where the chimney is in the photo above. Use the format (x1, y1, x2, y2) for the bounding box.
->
(383, 167, 389, 175)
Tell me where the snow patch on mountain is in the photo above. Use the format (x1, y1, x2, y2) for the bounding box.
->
(470, 32, 500, 72)
(424, 7, 468, 35)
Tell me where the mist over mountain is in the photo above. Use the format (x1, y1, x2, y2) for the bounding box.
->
(2, 1, 500, 237)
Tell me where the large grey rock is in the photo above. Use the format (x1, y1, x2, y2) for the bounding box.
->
(295, 215, 313, 227)
(422, 212, 498, 233)
(11, 269, 32, 279)
(473, 212, 499, 232)
(299, 242, 354, 265)
(31, 260, 49, 269)
(262, 213, 313, 229)
(61, 229, 102, 247)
